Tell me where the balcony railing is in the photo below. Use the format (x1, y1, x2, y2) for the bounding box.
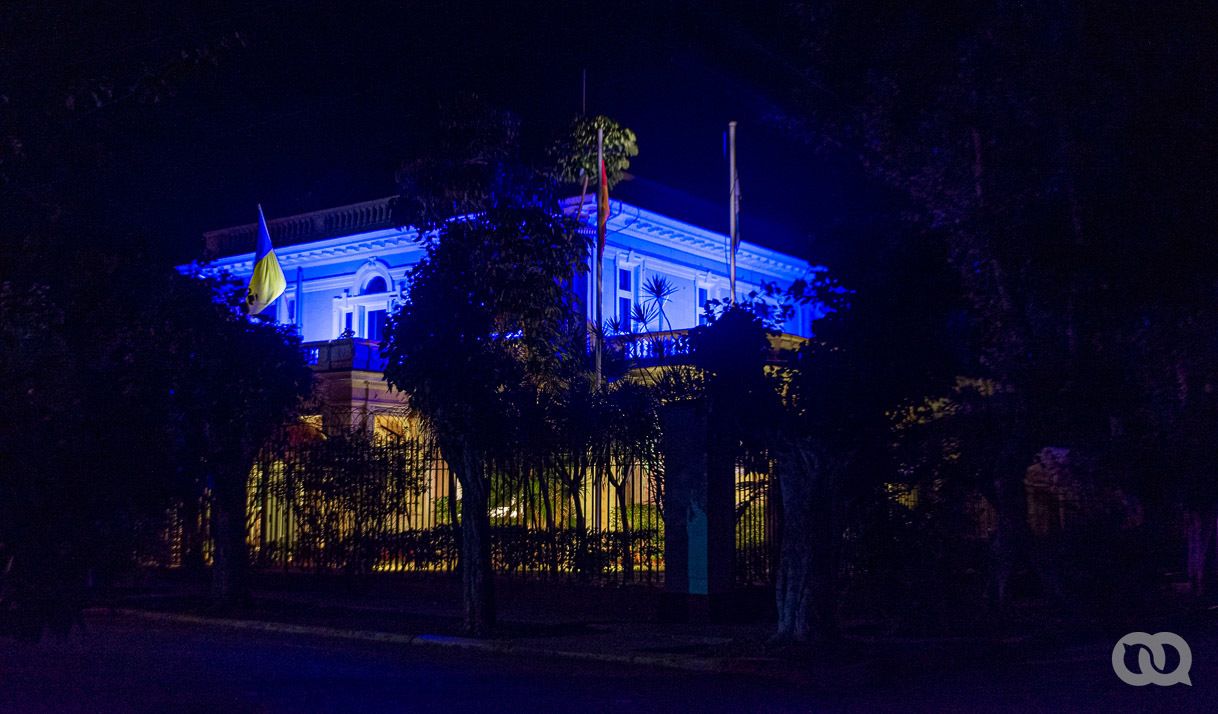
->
(304, 330, 805, 373)
(608, 329, 805, 367)
(303, 338, 387, 372)
(205, 197, 398, 258)
(608, 329, 692, 365)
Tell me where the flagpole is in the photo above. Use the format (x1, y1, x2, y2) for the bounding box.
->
(294, 267, 304, 324)
(728, 121, 738, 302)
(595, 126, 604, 388)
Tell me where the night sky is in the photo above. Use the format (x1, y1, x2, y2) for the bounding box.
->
(5, 1, 869, 266)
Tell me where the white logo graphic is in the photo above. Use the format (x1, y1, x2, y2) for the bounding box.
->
(1112, 632, 1192, 686)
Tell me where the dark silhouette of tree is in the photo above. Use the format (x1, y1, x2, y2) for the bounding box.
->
(0, 235, 311, 632)
(392, 93, 531, 231)
(382, 205, 585, 636)
(0, 5, 314, 622)
(765, 0, 1218, 606)
(165, 277, 314, 605)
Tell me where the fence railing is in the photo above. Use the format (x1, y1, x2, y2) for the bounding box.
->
(243, 410, 670, 584)
(143, 408, 776, 587)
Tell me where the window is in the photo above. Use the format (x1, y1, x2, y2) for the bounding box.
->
(366, 309, 387, 342)
(616, 268, 634, 331)
(697, 287, 709, 326)
(335, 269, 393, 341)
(362, 276, 388, 295)
(287, 299, 297, 324)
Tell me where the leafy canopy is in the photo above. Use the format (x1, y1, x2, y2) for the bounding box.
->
(548, 115, 638, 190)
(382, 204, 587, 454)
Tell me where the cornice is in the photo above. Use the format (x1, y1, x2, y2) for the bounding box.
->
(198, 196, 816, 284)
(562, 196, 815, 281)
(202, 227, 423, 276)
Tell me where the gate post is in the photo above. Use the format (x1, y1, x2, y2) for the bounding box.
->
(659, 401, 735, 622)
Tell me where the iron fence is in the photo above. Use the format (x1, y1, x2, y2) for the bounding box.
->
(243, 409, 670, 584)
(735, 450, 779, 585)
(143, 408, 776, 586)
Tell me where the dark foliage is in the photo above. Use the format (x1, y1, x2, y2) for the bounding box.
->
(382, 202, 586, 635)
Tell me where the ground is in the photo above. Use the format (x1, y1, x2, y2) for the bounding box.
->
(0, 612, 1213, 712)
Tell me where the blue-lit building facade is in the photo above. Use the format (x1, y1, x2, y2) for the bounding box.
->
(195, 195, 816, 411)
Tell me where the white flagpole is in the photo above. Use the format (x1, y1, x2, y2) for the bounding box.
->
(595, 126, 604, 388)
(728, 121, 738, 302)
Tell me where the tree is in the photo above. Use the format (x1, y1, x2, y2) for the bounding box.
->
(0, 234, 312, 633)
(548, 114, 638, 220)
(392, 93, 527, 231)
(760, 0, 1218, 607)
(165, 276, 313, 605)
(382, 204, 585, 635)
(0, 8, 314, 622)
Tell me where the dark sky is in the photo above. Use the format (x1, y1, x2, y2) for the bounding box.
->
(8, 1, 873, 265)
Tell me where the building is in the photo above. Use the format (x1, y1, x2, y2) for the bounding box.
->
(183, 192, 811, 579)
(192, 194, 817, 414)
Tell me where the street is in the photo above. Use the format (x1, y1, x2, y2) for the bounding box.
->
(0, 613, 1214, 712)
(0, 614, 810, 713)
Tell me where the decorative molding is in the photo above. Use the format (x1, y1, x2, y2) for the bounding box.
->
(203, 197, 811, 284)
(353, 258, 394, 295)
(560, 196, 814, 282)
(631, 253, 697, 282)
(204, 197, 399, 258)
(195, 196, 817, 340)
(202, 227, 422, 276)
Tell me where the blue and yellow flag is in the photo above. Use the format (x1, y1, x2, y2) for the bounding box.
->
(246, 205, 287, 315)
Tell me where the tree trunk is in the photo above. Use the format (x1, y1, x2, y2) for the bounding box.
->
(986, 439, 1033, 609)
(179, 493, 206, 572)
(572, 492, 589, 578)
(441, 438, 495, 637)
(773, 445, 836, 643)
(210, 470, 249, 606)
(537, 462, 559, 577)
(615, 480, 633, 582)
(1185, 505, 1217, 596)
(573, 175, 590, 223)
(769, 467, 784, 588)
(566, 459, 589, 579)
(447, 469, 460, 526)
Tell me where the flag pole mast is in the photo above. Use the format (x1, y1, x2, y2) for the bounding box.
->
(595, 126, 604, 388)
(728, 121, 738, 302)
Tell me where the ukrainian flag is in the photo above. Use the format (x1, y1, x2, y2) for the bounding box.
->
(246, 204, 287, 315)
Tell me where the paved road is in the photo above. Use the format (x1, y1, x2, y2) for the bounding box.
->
(0, 613, 1213, 712)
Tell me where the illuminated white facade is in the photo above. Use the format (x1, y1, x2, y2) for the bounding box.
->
(196, 195, 817, 343)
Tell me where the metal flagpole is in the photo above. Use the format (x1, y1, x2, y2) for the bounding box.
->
(595, 126, 604, 388)
(294, 267, 304, 324)
(728, 121, 738, 302)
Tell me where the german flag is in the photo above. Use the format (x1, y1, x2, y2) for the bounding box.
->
(596, 156, 609, 263)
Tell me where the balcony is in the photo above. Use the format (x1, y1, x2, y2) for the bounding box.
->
(303, 338, 386, 373)
(304, 330, 805, 374)
(608, 329, 804, 367)
(608, 329, 692, 366)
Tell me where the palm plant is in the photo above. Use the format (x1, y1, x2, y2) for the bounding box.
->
(641, 275, 679, 332)
(629, 301, 659, 334)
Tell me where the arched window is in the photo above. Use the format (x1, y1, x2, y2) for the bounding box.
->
(362, 276, 388, 295)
